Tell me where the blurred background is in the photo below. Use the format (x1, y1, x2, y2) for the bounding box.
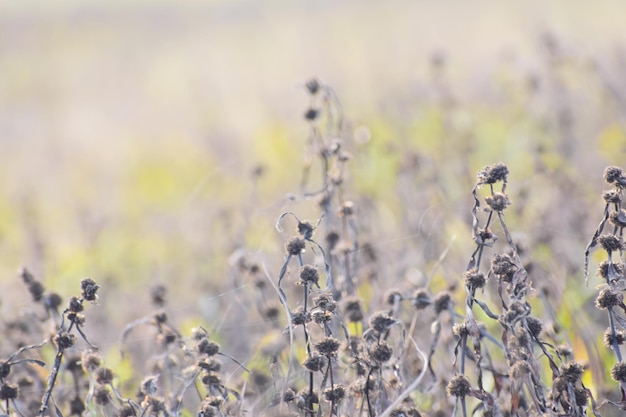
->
(1, 0, 626, 368)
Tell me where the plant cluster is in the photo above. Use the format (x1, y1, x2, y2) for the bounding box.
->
(1, 78, 625, 417)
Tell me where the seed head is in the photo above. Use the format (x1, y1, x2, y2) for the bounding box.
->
(368, 312, 396, 333)
(291, 308, 311, 326)
(485, 192, 511, 212)
(599, 234, 625, 253)
(464, 269, 486, 291)
(323, 385, 346, 402)
(412, 288, 432, 310)
(299, 265, 320, 286)
(610, 210, 626, 228)
(314, 292, 337, 312)
(491, 253, 517, 278)
(314, 337, 341, 356)
(0, 383, 18, 401)
(303, 354, 326, 372)
(384, 289, 403, 305)
(68, 296, 84, 313)
(603, 189, 622, 204)
(81, 278, 99, 302)
(297, 221, 314, 239)
(198, 358, 222, 372)
(81, 350, 102, 373)
(95, 367, 114, 385)
(94, 385, 112, 405)
(44, 293, 63, 311)
(604, 166, 624, 185)
(54, 332, 77, 351)
(611, 361, 626, 383)
(604, 328, 626, 348)
(595, 288, 623, 309)
(477, 163, 509, 185)
(343, 297, 364, 322)
(369, 343, 393, 363)
(197, 339, 220, 356)
(201, 371, 222, 387)
(525, 316, 543, 338)
(433, 291, 453, 314)
(304, 108, 319, 121)
(305, 78, 321, 95)
(597, 261, 624, 281)
(446, 375, 472, 397)
(560, 361, 584, 383)
(286, 238, 306, 256)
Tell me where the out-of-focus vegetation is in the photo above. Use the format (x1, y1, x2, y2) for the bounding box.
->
(2, 1, 626, 416)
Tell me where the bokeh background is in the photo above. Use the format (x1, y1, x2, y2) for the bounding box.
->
(2, 0, 626, 392)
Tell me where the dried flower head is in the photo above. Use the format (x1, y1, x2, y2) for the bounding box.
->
(604, 166, 624, 185)
(314, 292, 337, 312)
(485, 192, 511, 212)
(603, 189, 622, 204)
(464, 269, 486, 291)
(323, 385, 346, 402)
(477, 162, 509, 185)
(81, 278, 99, 302)
(303, 354, 326, 372)
(0, 383, 18, 401)
(299, 265, 320, 286)
(368, 312, 396, 333)
(611, 361, 626, 383)
(491, 253, 517, 278)
(597, 261, 624, 281)
(291, 308, 312, 326)
(286, 238, 306, 256)
(595, 288, 623, 309)
(54, 332, 77, 351)
(315, 337, 341, 356)
(412, 288, 432, 309)
(433, 291, 453, 314)
(297, 221, 315, 239)
(599, 234, 625, 253)
(384, 289, 403, 305)
(446, 375, 472, 397)
(94, 385, 112, 405)
(95, 367, 114, 385)
(305, 78, 321, 95)
(369, 343, 393, 363)
(81, 350, 102, 373)
(610, 210, 626, 228)
(525, 316, 543, 338)
(560, 361, 585, 383)
(604, 328, 626, 348)
(68, 296, 84, 313)
(304, 108, 319, 121)
(343, 297, 364, 322)
(197, 339, 220, 356)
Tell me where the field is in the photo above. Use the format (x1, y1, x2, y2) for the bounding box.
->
(2, 1, 626, 416)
